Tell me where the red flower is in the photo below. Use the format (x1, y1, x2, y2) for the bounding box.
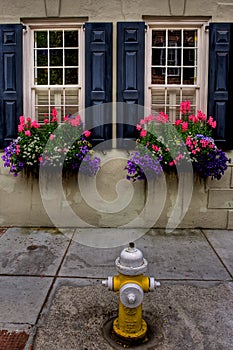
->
(83, 130, 91, 138)
(140, 129, 147, 137)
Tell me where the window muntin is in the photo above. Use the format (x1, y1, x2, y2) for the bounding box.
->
(32, 28, 82, 122)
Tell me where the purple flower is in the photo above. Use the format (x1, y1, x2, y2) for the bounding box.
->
(125, 150, 162, 181)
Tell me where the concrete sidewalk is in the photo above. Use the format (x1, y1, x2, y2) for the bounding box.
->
(0, 227, 233, 349)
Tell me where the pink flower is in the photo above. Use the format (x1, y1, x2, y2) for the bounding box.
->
(136, 124, 142, 131)
(197, 110, 207, 121)
(207, 116, 217, 128)
(188, 114, 198, 123)
(31, 120, 40, 128)
(174, 119, 182, 126)
(169, 161, 174, 166)
(155, 112, 169, 123)
(44, 118, 49, 124)
(144, 114, 155, 122)
(25, 130, 31, 137)
(16, 145, 20, 155)
(182, 121, 188, 132)
(180, 101, 191, 115)
(49, 134, 55, 140)
(152, 144, 159, 152)
(18, 124, 24, 132)
(140, 129, 147, 137)
(140, 119, 146, 125)
(38, 156, 43, 162)
(19, 116, 25, 124)
(83, 130, 91, 138)
(211, 121, 216, 128)
(51, 108, 58, 117)
(185, 136, 192, 146)
(26, 117, 31, 122)
(51, 116, 58, 122)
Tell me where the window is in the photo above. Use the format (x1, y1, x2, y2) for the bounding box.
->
(146, 20, 209, 121)
(23, 21, 84, 123)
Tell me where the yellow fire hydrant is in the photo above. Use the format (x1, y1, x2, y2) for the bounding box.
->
(102, 242, 160, 342)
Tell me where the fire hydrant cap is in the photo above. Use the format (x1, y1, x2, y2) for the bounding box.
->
(115, 242, 148, 275)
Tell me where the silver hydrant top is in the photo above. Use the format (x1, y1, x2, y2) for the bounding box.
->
(115, 242, 148, 276)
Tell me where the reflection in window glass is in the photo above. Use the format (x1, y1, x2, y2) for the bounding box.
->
(49, 31, 63, 48)
(34, 29, 79, 86)
(151, 28, 197, 86)
(50, 49, 63, 66)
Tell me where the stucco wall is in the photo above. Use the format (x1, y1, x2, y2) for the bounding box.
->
(0, 0, 233, 22)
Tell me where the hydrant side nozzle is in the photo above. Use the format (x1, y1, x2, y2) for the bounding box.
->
(102, 276, 113, 290)
(149, 277, 161, 291)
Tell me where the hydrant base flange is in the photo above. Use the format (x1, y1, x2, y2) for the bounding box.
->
(113, 317, 147, 340)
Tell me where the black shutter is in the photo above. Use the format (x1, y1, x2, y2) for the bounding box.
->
(0, 24, 23, 148)
(85, 23, 112, 146)
(117, 22, 145, 148)
(208, 23, 233, 149)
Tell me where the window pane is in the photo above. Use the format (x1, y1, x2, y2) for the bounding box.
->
(167, 72, 181, 84)
(36, 68, 48, 85)
(65, 49, 78, 66)
(65, 68, 78, 84)
(167, 48, 181, 66)
(183, 67, 195, 84)
(152, 30, 166, 47)
(50, 68, 63, 85)
(183, 30, 197, 47)
(35, 31, 47, 48)
(65, 30, 78, 47)
(50, 49, 63, 66)
(168, 30, 181, 46)
(66, 89, 79, 104)
(183, 49, 196, 66)
(152, 48, 166, 66)
(49, 31, 63, 48)
(152, 67, 165, 84)
(36, 49, 48, 66)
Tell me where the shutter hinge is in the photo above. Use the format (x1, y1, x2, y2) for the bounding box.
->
(205, 25, 209, 32)
(22, 25, 28, 33)
(145, 24, 148, 32)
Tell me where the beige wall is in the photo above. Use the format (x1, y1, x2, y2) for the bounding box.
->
(0, 0, 233, 22)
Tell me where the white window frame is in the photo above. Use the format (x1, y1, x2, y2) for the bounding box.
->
(145, 19, 210, 120)
(22, 19, 85, 122)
